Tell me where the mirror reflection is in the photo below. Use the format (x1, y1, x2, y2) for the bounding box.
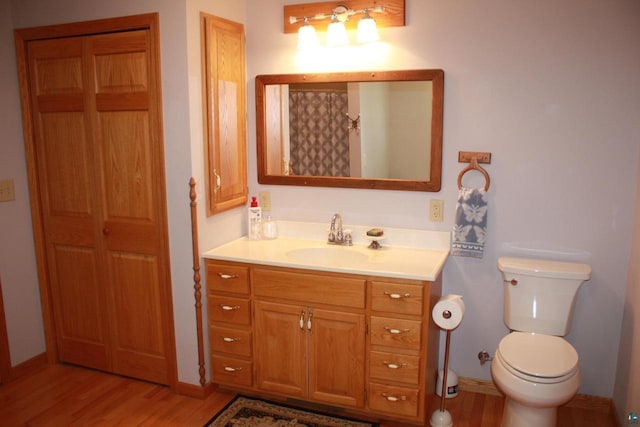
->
(256, 70, 444, 191)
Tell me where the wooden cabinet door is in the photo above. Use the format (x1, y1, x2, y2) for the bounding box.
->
(308, 309, 365, 408)
(254, 301, 307, 397)
(24, 26, 174, 385)
(201, 14, 248, 216)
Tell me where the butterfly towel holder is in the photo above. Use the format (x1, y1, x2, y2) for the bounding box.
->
(457, 151, 491, 191)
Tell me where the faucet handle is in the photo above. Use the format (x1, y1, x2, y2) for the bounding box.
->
(344, 230, 352, 246)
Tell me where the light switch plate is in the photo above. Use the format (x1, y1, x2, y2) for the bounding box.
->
(0, 179, 15, 202)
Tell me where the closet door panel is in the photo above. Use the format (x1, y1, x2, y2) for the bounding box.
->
(50, 245, 106, 368)
(28, 38, 110, 369)
(108, 252, 167, 382)
(87, 29, 173, 384)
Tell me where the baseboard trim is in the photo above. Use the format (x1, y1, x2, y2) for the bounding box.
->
(458, 377, 613, 414)
(175, 380, 215, 399)
(7, 352, 47, 382)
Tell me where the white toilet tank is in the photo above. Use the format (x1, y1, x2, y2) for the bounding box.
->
(498, 257, 591, 336)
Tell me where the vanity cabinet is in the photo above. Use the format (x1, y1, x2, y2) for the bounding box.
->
(206, 262, 253, 387)
(253, 268, 366, 408)
(368, 281, 432, 419)
(204, 259, 441, 425)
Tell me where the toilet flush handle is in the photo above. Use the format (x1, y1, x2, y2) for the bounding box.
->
(504, 279, 518, 286)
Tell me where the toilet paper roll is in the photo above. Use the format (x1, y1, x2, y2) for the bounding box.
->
(432, 294, 465, 330)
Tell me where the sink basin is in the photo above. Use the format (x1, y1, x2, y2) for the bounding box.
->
(286, 246, 368, 266)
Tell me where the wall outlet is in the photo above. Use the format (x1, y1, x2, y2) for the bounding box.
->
(259, 191, 272, 211)
(0, 179, 16, 202)
(429, 199, 444, 222)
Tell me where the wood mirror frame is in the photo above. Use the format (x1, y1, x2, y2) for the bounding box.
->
(255, 69, 444, 192)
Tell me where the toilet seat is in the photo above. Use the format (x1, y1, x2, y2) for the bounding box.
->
(497, 332, 578, 384)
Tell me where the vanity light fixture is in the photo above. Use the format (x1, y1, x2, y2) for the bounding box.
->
(285, 0, 405, 49)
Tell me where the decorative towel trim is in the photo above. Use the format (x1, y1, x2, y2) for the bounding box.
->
(451, 187, 488, 258)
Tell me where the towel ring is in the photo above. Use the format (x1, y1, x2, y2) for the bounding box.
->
(457, 157, 490, 191)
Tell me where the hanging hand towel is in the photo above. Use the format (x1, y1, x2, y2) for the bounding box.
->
(451, 187, 488, 258)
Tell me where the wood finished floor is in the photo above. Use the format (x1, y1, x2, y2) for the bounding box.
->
(0, 364, 615, 427)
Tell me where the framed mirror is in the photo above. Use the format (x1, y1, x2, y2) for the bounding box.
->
(256, 69, 443, 191)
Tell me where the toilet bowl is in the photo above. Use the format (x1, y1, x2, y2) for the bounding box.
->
(492, 332, 580, 426)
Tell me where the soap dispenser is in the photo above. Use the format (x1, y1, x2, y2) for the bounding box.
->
(248, 196, 262, 240)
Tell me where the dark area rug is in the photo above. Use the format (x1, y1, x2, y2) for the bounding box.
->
(204, 395, 379, 427)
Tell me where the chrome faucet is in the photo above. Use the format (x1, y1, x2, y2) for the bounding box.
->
(328, 213, 351, 245)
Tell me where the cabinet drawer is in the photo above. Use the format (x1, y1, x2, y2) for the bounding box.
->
(370, 316, 422, 350)
(211, 355, 252, 386)
(206, 262, 250, 295)
(210, 325, 252, 357)
(370, 282, 423, 315)
(253, 268, 365, 308)
(368, 382, 420, 418)
(369, 351, 420, 385)
(208, 295, 251, 325)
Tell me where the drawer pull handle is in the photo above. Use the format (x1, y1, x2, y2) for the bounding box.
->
(220, 304, 240, 311)
(381, 393, 407, 402)
(384, 292, 411, 299)
(217, 273, 239, 279)
(384, 326, 411, 334)
(300, 310, 305, 329)
(223, 366, 242, 372)
(222, 337, 241, 343)
(383, 361, 406, 369)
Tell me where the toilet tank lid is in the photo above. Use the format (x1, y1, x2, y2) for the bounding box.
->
(498, 257, 591, 280)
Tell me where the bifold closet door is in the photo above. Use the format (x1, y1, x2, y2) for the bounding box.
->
(26, 28, 174, 385)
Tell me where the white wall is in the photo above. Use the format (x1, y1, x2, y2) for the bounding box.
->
(0, 0, 44, 367)
(614, 149, 640, 423)
(247, 0, 640, 397)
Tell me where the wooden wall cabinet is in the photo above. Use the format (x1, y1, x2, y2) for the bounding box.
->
(201, 14, 248, 216)
(205, 259, 441, 425)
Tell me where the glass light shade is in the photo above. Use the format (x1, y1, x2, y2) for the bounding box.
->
(357, 16, 379, 43)
(297, 23, 319, 49)
(327, 21, 349, 46)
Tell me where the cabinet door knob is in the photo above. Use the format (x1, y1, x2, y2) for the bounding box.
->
(381, 393, 407, 402)
(384, 292, 411, 299)
(214, 169, 221, 191)
(102, 227, 110, 235)
(383, 361, 405, 369)
(384, 326, 411, 335)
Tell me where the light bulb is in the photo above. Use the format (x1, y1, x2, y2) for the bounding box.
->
(357, 10, 379, 43)
(297, 20, 318, 50)
(327, 15, 349, 46)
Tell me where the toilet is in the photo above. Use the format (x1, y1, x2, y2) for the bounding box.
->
(491, 256, 591, 427)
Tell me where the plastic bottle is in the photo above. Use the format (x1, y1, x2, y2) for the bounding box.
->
(248, 196, 262, 240)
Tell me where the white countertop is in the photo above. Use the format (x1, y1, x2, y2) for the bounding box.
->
(203, 221, 450, 281)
